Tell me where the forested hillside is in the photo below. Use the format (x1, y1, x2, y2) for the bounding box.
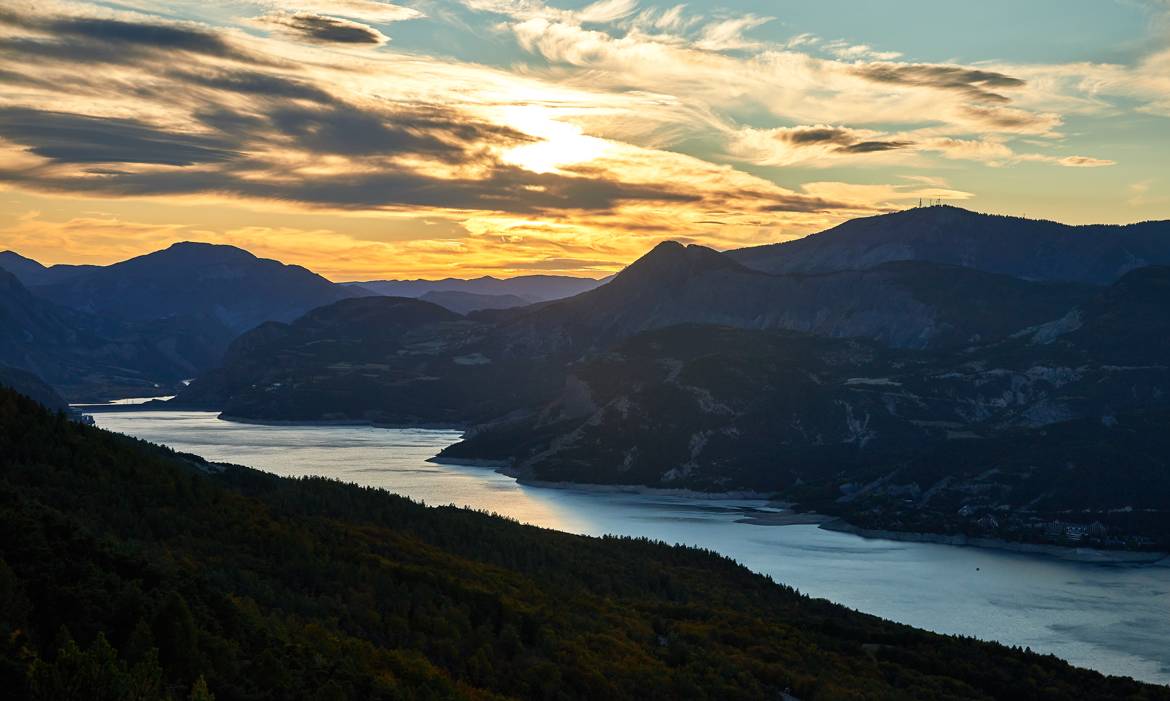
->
(1, 388, 1166, 699)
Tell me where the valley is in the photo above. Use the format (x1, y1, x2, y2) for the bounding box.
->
(5, 2, 1170, 695)
(80, 407, 1170, 686)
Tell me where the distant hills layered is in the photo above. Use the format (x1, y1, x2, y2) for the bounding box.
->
(179, 231, 1103, 422)
(0, 243, 359, 400)
(177, 295, 565, 425)
(23, 242, 359, 334)
(442, 267, 1170, 544)
(7, 206, 1170, 546)
(0, 250, 97, 286)
(419, 289, 532, 314)
(0, 268, 228, 400)
(479, 240, 1094, 353)
(172, 206, 1170, 547)
(0, 244, 613, 399)
(349, 273, 605, 305)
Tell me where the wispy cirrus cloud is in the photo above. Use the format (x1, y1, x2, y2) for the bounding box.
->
(257, 12, 390, 44)
(1, 1, 949, 276)
(248, 0, 421, 22)
(0, 0, 1163, 278)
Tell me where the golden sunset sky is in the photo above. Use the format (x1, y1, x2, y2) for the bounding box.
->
(1, 0, 1169, 279)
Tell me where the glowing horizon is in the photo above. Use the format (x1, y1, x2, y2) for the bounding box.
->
(1, 0, 1168, 279)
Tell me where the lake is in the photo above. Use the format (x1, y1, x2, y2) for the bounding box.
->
(89, 410, 1170, 685)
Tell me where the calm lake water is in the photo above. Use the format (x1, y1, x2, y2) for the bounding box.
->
(90, 410, 1170, 686)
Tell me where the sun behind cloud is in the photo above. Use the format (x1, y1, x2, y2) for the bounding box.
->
(500, 106, 613, 174)
(0, 0, 1165, 278)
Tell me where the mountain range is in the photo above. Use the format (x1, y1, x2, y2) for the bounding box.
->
(349, 274, 605, 304)
(730, 205, 1170, 283)
(0, 268, 230, 401)
(442, 266, 1170, 545)
(0, 245, 613, 398)
(5, 206, 1170, 546)
(171, 205, 1170, 548)
(178, 222, 1110, 424)
(23, 242, 359, 334)
(0, 250, 97, 286)
(0, 243, 366, 400)
(418, 289, 533, 314)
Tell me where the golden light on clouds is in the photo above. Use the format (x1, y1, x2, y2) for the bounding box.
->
(0, 0, 1165, 279)
(500, 107, 613, 174)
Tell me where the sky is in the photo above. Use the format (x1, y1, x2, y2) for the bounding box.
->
(0, 0, 1168, 280)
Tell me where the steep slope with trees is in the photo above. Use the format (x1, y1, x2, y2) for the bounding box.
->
(1, 387, 1166, 699)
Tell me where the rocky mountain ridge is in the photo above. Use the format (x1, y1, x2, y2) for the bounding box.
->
(730, 206, 1170, 284)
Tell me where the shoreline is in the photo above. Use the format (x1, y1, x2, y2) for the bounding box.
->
(819, 519, 1170, 564)
(510, 478, 777, 501)
(427, 456, 510, 468)
(72, 398, 177, 412)
(218, 414, 469, 431)
(92, 410, 1170, 565)
(429, 457, 779, 499)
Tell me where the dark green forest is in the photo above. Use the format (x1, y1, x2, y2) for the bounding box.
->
(0, 388, 1166, 700)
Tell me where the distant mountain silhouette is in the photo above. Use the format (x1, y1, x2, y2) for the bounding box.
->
(0, 269, 226, 400)
(182, 238, 1095, 425)
(352, 273, 605, 303)
(419, 290, 531, 314)
(730, 206, 1170, 284)
(166, 213, 1170, 545)
(490, 240, 1092, 353)
(31, 242, 359, 334)
(0, 250, 96, 286)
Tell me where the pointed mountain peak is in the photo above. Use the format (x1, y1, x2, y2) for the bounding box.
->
(0, 250, 49, 280)
(0, 250, 46, 267)
(616, 241, 742, 283)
